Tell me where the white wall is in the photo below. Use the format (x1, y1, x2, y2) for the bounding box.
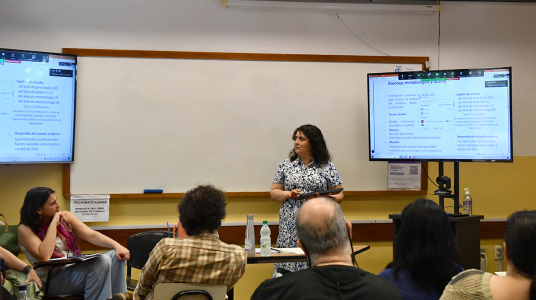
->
(0, 1, 437, 57)
(1, 0, 535, 156)
(439, 2, 536, 156)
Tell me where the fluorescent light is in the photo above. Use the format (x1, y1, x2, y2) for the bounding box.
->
(223, 0, 439, 13)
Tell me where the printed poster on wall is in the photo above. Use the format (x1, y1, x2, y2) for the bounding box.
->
(388, 161, 421, 189)
(70, 194, 110, 222)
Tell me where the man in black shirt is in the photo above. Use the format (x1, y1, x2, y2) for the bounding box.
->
(251, 197, 401, 300)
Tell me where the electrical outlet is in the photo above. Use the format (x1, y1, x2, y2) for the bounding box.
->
(494, 245, 504, 260)
(480, 246, 487, 256)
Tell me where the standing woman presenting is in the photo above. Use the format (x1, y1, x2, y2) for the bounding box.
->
(270, 124, 343, 274)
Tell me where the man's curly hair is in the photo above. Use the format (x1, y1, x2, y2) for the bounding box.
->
(289, 124, 331, 167)
(178, 185, 227, 236)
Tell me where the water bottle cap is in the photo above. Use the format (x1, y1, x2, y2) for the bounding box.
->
(263, 221, 268, 225)
(18, 284, 27, 291)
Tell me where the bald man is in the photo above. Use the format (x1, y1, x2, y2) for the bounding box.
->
(251, 197, 400, 300)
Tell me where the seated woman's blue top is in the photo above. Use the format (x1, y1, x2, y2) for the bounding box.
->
(378, 266, 463, 300)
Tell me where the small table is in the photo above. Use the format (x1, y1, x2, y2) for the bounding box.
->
(246, 245, 370, 264)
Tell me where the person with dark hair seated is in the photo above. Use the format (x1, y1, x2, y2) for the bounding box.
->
(379, 198, 463, 300)
(252, 197, 400, 300)
(133, 185, 247, 300)
(441, 210, 536, 300)
(18, 187, 130, 300)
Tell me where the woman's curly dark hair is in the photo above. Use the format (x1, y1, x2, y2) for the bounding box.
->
(178, 185, 227, 236)
(289, 124, 331, 167)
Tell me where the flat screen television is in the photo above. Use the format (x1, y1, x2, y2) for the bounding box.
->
(0, 48, 77, 164)
(368, 67, 512, 162)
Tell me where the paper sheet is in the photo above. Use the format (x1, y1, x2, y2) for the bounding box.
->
(388, 161, 421, 189)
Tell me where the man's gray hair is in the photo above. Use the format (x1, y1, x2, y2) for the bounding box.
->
(296, 197, 349, 260)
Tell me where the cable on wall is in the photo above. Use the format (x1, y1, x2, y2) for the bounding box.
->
(335, 12, 391, 56)
(438, 1, 441, 69)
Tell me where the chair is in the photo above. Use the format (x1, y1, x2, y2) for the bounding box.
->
(33, 258, 87, 300)
(154, 283, 227, 300)
(126, 230, 169, 291)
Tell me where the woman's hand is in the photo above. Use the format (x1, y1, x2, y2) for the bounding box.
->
(24, 269, 43, 289)
(114, 245, 130, 260)
(271, 183, 301, 203)
(50, 211, 64, 227)
(288, 189, 302, 199)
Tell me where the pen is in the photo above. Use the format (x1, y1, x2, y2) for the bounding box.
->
(271, 247, 281, 253)
(166, 221, 171, 237)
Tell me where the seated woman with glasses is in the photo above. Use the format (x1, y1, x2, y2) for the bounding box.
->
(379, 198, 463, 300)
(18, 187, 131, 300)
(441, 210, 536, 300)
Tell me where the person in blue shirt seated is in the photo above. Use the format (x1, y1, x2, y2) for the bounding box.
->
(379, 198, 463, 300)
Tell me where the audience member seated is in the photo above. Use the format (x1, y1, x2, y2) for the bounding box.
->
(0, 245, 42, 299)
(441, 210, 536, 300)
(133, 185, 247, 300)
(17, 187, 130, 300)
(379, 198, 463, 300)
(251, 197, 401, 300)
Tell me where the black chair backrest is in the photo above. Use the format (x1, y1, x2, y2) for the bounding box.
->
(0, 257, 4, 300)
(0, 257, 5, 280)
(172, 290, 213, 300)
(127, 230, 169, 269)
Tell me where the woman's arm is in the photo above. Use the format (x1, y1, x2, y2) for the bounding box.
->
(17, 212, 62, 261)
(0, 246, 29, 271)
(62, 211, 130, 260)
(0, 247, 42, 289)
(270, 183, 301, 203)
(329, 184, 344, 203)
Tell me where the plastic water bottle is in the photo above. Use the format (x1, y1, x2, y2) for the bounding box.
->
(260, 221, 271, 257)
(463, 188, 472, 215)
(245, 214, 255, 256)
(18, 284, 31, 300)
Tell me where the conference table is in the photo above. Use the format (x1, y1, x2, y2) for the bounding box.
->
(228, 245, 370, 300)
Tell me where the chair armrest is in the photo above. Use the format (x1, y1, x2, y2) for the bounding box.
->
(0, 257, 6, 279)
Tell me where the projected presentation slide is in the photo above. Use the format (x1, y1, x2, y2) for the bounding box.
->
(368, 68, 512, 161)
(0, 49, 76, 163)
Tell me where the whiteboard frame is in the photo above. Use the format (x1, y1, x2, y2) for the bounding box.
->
(61, 48, 429, 198)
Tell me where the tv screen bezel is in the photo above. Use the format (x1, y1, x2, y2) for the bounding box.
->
(367, 66, 513, 163)
(0, 47, 77, 164)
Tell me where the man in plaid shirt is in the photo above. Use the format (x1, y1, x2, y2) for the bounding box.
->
(133, 185, 247, 300)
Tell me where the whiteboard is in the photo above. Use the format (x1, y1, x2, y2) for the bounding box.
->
(70, 55, 422, 194)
